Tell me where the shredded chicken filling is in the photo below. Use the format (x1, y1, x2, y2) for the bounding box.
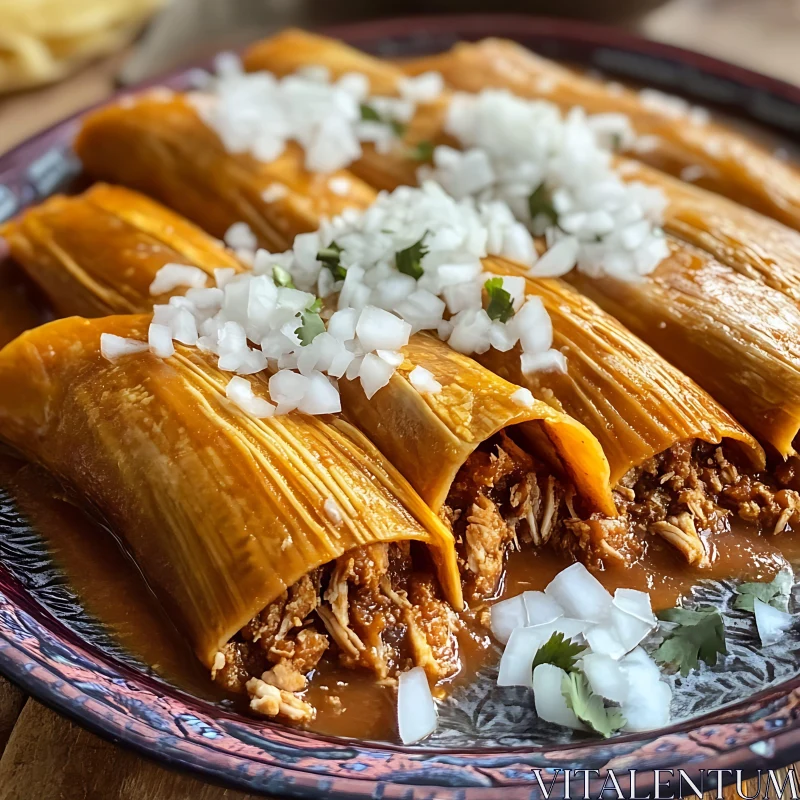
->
(578, 440, 800, 568)
(443, 432, 572, 604)
(444, 436, 800, 604)
(217, 439, 799, 725)
(213, 542, 458, 723)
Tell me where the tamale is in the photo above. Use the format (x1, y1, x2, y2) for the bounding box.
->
(400, 38, 800, 232)
(2, 186, 617, 590)
(0, 315, 465, 714)
(73, 92, 377, 249)
(0, 183, 244, 317)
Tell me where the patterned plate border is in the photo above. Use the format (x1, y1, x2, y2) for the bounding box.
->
(0, 14, 799, 798)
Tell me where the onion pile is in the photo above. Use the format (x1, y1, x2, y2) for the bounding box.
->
(190, 55, 669, 284)
(135, 181, 559, 416)
(491, 562, 672, 732)
(423, 89, 670, 282)
(188, 52, 442, 173)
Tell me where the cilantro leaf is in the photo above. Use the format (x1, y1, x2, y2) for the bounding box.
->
(294, 298, 325, 346)
(532, 632, 586, 674)
(359, 103, 381, 122)
(360, 103, 406, 138)
(317, 242, 347, 281)
(272, 265, 295, 289)
(408, 140, 434, 162)
(653, 606, 727, 677)
(484, 277, 515, 322)
(528, 183, 558, 226)
(395, 234, 428, 280)
(390, 119, 407, 138)
(734, 571, 792, 613)
(561, 671, 626, 738)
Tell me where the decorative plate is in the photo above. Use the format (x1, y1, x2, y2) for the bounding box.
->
(1, 14, 799, 799)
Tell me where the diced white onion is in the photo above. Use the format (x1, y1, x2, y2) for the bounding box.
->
(522, 591, 564, 627)
(358, 353, 395, 399)
(408, 366, 442, 395)
(100, 334, 148, 361)
(397, 667, 438, 744)
(582, 652, 628, 703)
(148, 323, 175, 358)
(323, 497, 343, 524)
(619, 648, 672, 731)
(225, 375, 276, 418)
(532, 664, 584, 730)
(489, 594, 528, 645)
(224, 221, 258, 251)
(612, 588, 656, 625)
(149, 264, 209, 296)
(754, 598, 793, 647)
(355, 307, 412, 352)
(544, 562, 612, 624)
(510, 387, 535, 409)
(497, 618, 587, 688)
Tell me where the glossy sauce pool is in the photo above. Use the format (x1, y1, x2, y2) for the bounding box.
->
(0, 262, 797, 742)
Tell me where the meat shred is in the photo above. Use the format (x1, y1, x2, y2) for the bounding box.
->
(214, 542, 459, 723)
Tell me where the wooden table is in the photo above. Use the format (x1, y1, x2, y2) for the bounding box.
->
(0, 1, 799, 796)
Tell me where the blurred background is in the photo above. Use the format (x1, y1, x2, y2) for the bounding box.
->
(0, 0, 798, 154)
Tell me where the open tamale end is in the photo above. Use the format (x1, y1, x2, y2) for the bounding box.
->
(0, 316, 463, 666)
(339, 331, 614, 516)
(567, 241, 800, 459)
(482, 257, 765, 479)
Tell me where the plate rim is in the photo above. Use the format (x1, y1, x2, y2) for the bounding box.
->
(0, 12, 799, 798)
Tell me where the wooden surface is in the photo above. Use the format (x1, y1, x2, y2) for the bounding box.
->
(0, 1, 799, 797)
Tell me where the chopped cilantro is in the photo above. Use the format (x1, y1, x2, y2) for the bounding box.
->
(408, 140, 434, 162)
(484, 277, 515, 322)
(532, 631, 585, 674)
(528, 183, 558, 226)
(561, 671, 626, 738)
(317, 242, 347, 282)
(360, 103, 406, 138)
(295, 298, 325, 346)
(734, 571, 792, 613)
(359, 103, 381, 122)
(395, 234, 428, 280)
(653, 606, 727, 677)
(272, 265, 295, 289)
(390, 119, 407, 138)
